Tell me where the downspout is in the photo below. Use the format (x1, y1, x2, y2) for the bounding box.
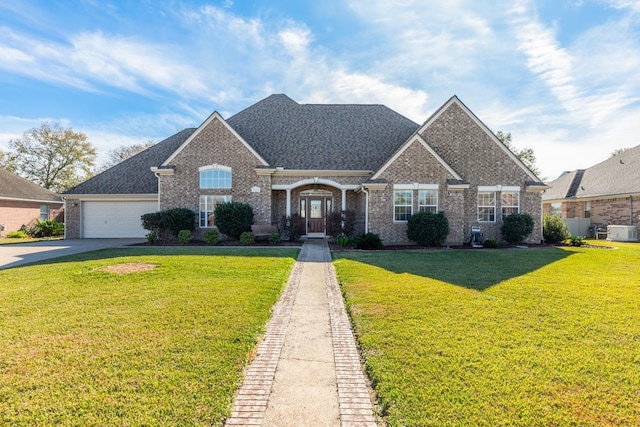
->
(631, 195, 634, 225)
(154, 172, 161, 211)
(362, 187, 369, 234)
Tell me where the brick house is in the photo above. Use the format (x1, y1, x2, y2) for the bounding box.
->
(0, 167, 64, 236)
(542, 144, 640, 239)
(64, 94, 546, 244)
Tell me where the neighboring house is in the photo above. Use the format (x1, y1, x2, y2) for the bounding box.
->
(0, 167, 64, 236)
(64, 94, 547, 244)
(542, 144, 640, 238)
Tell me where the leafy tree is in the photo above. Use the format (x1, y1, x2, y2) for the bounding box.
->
(97, 140, 155, 172)
(543, 214, 570, 243)
(1, 122, 96, 192)
(496, 131, 542, 178)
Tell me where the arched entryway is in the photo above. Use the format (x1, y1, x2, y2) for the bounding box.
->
(300, 189, 333, 238)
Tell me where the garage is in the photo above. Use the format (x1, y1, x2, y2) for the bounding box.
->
(82, 201, 158, 238)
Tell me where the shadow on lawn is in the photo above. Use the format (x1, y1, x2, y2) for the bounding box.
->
(1, 246, 300, 270)
(336, 247, 575, 291)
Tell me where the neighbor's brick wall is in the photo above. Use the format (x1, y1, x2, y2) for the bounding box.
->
(0, 201, 63, 235)
(591, 196, 640, 225)
(417, 101, 543, 244)
(159, 117, 271, 239)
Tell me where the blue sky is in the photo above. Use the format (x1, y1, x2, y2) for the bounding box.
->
(1, 0, 639, 180)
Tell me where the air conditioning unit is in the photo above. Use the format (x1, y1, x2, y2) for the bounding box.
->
(606, 225, 638, 242)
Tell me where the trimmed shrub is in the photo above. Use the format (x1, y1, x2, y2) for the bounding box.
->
(483, 239, 499, 249)
(6, 230, 28, 239)
(141, 212, 162, 233)
(280, 214, 305, 241)
(406, 211, 450, 247)
(239, 231, 255, 246)
(177, 229, 193, 244)
(203, 229, 219, 245)
(161, 208, 196, 237)
(543, 214, 570, 243)
(354, 232, 383, 250)
(501, 213, 534, 244)
(268, 233, 281, 245)
(215, 202, 254, 239)
(327, 210, 356, 237)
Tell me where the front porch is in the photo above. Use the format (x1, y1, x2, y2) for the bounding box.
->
(271, 179, 363, 238)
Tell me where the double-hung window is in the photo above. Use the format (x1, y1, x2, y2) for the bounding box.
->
(501, 191, 520, 220)
(418, 189, 438, 213)
(394, 190, 413, 222)
(40, 204, 49, 220)
(478, 191, 496, 222)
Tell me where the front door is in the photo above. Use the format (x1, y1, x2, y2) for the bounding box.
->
(307, 198, 325, 235)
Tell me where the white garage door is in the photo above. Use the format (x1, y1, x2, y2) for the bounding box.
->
(83, 201, 158, 238)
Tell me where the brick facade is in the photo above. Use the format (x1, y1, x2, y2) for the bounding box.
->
(365, 102, 543, 245)
(158, 117, 271, 239)
(64, 96, 546, 244)
(0, 200, 63, 236)
(159, 99, 543, 245)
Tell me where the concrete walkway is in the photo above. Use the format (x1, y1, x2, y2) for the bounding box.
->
(225, 240, 377, 427)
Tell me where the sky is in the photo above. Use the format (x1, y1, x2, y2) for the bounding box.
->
(1, 0, 639, 181)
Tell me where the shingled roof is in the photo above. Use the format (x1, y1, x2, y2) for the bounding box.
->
(226, 94, 420, 170)
(65, 94, 420, 195)
(0, 167, 62, 203)
(65, 128, 196, 195)
(543, 144, 640, 200)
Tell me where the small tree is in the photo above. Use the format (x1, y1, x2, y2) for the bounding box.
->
(407, 212, 450, 247)
(501, 213, 534, 244)
(214, 202, 254, 239)
(280, 214, 305, 241)
(543, 214, 570, 243)
(327, 210, 356, 237)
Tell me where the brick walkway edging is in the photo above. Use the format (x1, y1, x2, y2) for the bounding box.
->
(225, 261, 303, 426)
(225, 241, 378, 426)
(325, 261, 378, 426)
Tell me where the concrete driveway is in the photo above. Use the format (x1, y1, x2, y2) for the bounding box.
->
(0, 239, 145, 270)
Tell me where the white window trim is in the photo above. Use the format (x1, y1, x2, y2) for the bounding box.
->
(199, 164, 232, 173)
(199, 164, 232, 189)
(478, 191, 496, 222)
(501, 191, 520, 221)
(393, 183, 439, 190)
(199, 195, 232, 228)
(393, 189, 413, 222)
(418, 189, 438, 213)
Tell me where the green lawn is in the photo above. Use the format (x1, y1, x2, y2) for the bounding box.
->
(0, 247, 298, 426)
(334, 242, 640, 426)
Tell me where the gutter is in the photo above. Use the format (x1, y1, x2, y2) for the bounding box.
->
(361, 187, 369, 234)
